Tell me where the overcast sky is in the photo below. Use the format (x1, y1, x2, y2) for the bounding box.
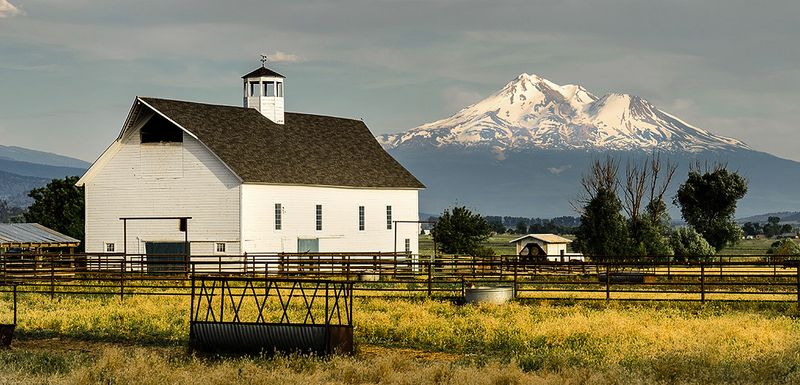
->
(1, 0, 798, 162)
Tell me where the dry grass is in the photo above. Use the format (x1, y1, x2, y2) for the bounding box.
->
(3, 293, 800, 384)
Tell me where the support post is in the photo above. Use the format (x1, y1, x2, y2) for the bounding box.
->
(50, 255, 55, 300)
(605, 263, 611, 300)
(796, 264, 799, 305)
(700, 262, 705, 303)
(427, 261, 432, 297)
(513, 257, 518, 299)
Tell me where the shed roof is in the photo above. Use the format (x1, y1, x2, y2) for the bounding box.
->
(130, 97, 424, 189)
(509, 234, 572, 244)
(0, 223, 81, 247)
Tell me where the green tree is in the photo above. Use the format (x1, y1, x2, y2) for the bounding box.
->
(486, 217, 506, 234)
(515, 221, 529, 234)
(674, 166, 747, 251)
(763, 216, 782, 238)
(767, 239, 800, 256)
(431, 206, 492, 255)
(24, 176, 85, 243)
(670, 227, 715, 262)
(574, 188, 630, 258)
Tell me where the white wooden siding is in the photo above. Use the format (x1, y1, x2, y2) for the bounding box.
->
(240, 184, 419, 254)
(84, 121, 241, 256)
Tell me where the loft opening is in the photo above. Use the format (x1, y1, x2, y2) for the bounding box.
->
(247, 80, 284, 97)
(140, 114, 184, 144)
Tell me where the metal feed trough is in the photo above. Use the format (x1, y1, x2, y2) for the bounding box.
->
(0, 285, 16, 347)
(189, 276, 353, 355)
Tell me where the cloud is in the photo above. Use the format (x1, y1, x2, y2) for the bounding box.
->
(442, 86, 483, 112)
(267, 51, 301, 63)
(0, 0, 22, 18)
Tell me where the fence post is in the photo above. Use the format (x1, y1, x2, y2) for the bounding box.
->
(427, 260, 432, 297)
(796, 264, 799, 305)
(12, 285, 17, 325)
(513, 257, 518, 299)
(605, 262, 611, 300)
(700, 262, 705, 303)
(50, 255, 55, 300)
(120, 257, 125, 300)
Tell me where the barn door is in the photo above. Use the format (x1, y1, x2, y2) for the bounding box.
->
(145, 242, 189, 275)
(297, 238, 319, 253)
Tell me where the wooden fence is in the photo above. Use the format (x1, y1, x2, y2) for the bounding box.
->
(1, 252, 799, 303)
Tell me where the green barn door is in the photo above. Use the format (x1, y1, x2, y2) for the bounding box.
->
(145, 242, 189, 275)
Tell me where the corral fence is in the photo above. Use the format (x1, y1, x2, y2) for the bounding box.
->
(1, 252, 800, 303)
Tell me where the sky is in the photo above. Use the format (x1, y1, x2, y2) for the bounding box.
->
(0, 0, 798, 163)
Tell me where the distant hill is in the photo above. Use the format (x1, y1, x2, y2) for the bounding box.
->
(0, 144, 89, 207)
(738, 212, 800, 224)
(0, 169, 49, 207)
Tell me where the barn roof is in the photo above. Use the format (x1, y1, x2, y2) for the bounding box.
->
(128, 97, 424, 189)
(0, 223, 80, 248)
(509, 234, 572, 244)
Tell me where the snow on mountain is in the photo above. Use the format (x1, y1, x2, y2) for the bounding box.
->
(378, 73, 748, 153)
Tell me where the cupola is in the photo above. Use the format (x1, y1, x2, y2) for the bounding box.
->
(242, 58, 285, 124)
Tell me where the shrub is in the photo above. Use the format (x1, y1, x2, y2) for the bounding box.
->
(669, 227, 715, 262)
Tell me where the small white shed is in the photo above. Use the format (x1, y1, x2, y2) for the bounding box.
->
(509, 234, 582, 261)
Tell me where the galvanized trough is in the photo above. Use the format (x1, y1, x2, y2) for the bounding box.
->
(189, 277, 353, 355)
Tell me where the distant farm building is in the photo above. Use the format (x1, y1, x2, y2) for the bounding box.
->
(510, 234, 583, 262)
(77, 63, 424, 261)
(0, 223, 80, 253)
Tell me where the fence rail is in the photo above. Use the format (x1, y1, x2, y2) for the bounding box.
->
(1, 252, 799, 303)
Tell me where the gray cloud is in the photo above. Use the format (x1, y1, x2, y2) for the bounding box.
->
(0, 0, 22, 17)
(0, 0, 799, 162)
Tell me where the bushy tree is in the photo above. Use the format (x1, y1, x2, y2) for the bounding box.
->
(486, 217, 506, 234)
(431, 206, 492, 255)
(670, 227, 715, 261)
(629, 217, 674, 257)
(515, 221, 529, 234)
(574, 188, 630, 258)
(674, 165, 747, 251)
(24, 176, 84, 243)
(767, 239, 800, 256)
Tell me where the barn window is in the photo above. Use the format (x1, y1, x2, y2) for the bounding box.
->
(386, 206, 393, 230)
(276, 82, 284, 97)
(315, 204, 323, 231)
(140, 114, 183, 143)
(358, 206, 365, 231)
(215, 242, 226, 253)
(274, 203, 282, 230)
(404, 238, 411, 253)
(105, 242, 116, 252)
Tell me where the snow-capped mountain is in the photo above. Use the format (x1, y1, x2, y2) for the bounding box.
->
(378, 73, 747, 153)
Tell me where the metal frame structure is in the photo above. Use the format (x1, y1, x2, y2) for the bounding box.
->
(189, 275, 353, 355)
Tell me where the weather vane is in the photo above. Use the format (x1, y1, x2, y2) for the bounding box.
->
(260, 54, 268, 67)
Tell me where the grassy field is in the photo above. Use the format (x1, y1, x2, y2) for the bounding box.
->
(3, 292, 800, 384)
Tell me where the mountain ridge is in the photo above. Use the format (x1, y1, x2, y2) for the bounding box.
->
(378, 73, 748, 154)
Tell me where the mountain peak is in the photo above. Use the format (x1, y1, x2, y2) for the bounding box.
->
(378, 73, 748, 153)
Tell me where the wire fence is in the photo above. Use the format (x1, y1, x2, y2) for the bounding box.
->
(1, 252, 800, 303)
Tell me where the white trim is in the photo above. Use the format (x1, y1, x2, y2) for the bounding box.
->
(241, 182, 423, 191)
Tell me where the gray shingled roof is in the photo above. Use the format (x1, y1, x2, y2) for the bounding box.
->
(0, 223, 80, 246)
(242, 66, 285, 79)
(137, 97, 425, 189)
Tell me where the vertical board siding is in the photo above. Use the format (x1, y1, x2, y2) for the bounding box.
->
(84, 125, 241, 256)
(240, 185, 419, 254)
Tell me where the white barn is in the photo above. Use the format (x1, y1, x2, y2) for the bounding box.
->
(77, 64, 424, 261)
